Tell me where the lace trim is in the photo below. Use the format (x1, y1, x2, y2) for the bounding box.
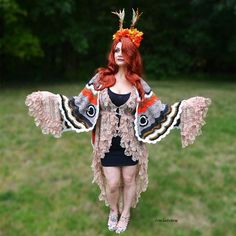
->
(91, 88, 149, 212)
(180, 96, 212, 148)
(98, 113, 120, 159)
(25, 91, 63, 138)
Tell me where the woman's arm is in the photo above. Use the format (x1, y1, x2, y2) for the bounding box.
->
(25, 74, 100, 138)
(134, 79, 212, 148)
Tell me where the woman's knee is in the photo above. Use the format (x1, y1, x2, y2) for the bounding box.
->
(107, 180, 120, 193)
(123, 174, 136, 186)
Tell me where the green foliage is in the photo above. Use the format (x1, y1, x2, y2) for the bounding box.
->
(140, 0, 236, 76)
(1, 29, 43, 59)
(0, 0, 43, 58)
(0, 0, 235, 83)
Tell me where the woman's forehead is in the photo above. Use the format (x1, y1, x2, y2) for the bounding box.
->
(115, 42, 122, 49)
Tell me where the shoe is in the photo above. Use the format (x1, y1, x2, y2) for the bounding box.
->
(115, 215, 130, 234)
(107, 211, 118, 231)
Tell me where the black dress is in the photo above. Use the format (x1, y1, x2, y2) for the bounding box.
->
(101, 87, 139, 167)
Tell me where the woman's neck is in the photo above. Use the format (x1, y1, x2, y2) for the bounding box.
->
(115, 66, 126, 81)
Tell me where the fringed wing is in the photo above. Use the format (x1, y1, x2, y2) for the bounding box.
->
(134, 80, 183, 144)
(57, 80, 99, 133)
(25, 74, 100, 138)
(134, 79, 211, 147)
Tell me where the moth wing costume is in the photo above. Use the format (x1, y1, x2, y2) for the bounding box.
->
(25, 73, 211, 212)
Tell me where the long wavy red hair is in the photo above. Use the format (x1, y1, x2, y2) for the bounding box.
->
(94, 37, 145, 101)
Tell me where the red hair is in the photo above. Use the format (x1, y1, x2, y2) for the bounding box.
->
(94, 37, 145, 101)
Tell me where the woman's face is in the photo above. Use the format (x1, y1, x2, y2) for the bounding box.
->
(114, 42, 126, 67)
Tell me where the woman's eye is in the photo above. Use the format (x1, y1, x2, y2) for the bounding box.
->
(115, 48, 120, 53)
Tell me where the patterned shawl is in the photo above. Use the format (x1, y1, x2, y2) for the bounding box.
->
(25, 73, 211, 148)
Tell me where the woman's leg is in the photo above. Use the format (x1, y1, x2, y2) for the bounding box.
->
(121, 165, 137, 215)
(115, 165, 137, 233)
(102, 166, 121, 213)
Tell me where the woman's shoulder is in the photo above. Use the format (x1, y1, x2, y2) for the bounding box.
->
(88, 72, 100, 85)
(82, 73, 101, 92)
(140, 77, 152, 94)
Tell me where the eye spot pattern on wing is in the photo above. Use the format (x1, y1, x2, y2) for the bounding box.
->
(139, 115, 148, 127)
(86, 105, 96, 118)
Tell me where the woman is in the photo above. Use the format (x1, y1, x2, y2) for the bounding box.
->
(95, 36, 146, 232)
(25, 9, 211, 234)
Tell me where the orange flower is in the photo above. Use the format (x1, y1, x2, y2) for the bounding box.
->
(113, 28, 143, 47)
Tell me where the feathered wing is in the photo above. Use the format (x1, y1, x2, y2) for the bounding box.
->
(25, 74, 100, 138)
(134, 79, 211, 148)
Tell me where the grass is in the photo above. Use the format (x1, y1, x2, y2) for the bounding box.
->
(0, 76, 235, 236)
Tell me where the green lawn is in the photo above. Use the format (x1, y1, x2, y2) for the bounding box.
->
(0, 77, 235, 236)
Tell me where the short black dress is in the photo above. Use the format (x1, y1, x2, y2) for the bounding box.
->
(101, 87, 139, 167)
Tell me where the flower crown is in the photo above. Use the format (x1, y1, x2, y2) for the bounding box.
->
(112, 8, 144, 48)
